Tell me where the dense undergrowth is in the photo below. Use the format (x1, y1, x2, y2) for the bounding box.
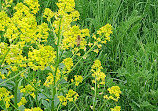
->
(0, 0, 158, 111)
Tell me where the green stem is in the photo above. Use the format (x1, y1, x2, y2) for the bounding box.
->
(0, 68, 29, 86)
(0, 48, 10, 68)
(51, 84, 56, 111)
(14, 76, 18, 109)
(23, 76, 51, 100)
(2, 98, 8, 111)
(51, 16, 63, 111)
(35, 89, 39, 107)
(1, 61, 30, 68)
(53, 43, 97, 88)
(9, 101, 20, 111)
(93, 76, 97, 111)
(70, 44, 96, 72)
(32, 71, 39, 106)
(73, 101, 80, 111)
(57, 102, 61, 111)
(0, 0, 1, 11)
(99, 100, 108, 111)
(0, 36, 19, 68)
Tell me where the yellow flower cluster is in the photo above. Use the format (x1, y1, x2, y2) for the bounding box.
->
(62, 58, 73, 73)
(111, 106, 121, 111)
(24, 0, 40, 14)
(57, 96, 67, 106)
(0, 0, 50, 72)
(91, 60, 106, 85)
(20, 84, 35, 98)
(71, 75, 83, 86)
(45, 0, 90, 50)
(89, 24, 112, 53)
(104, 86, 121, 102)
(0, 0, 117, 110)
(4, 2, 48, 43)
(24, 107, 43, 111)
(62, 25, 89, 50)
(0, 11, 10, 31)
(56, 0, 75, 12)
(66, 89, 79, 101)
(17, 97, 27, 107)
(43, 8, 54, 22)
(28, 45, 56, 70)
(2, 0, 13, 10)
(0, 42, 27, 68)
(6, 43, 27, 66)
(0, 71, 6, 79)
(43, 65, 61, 87)
(97, 24, 113, 42)
(58, 89, 79, 106)
(43, 71, 61, 87)
(53, 0, 80, 33)
(0, 87, 14, 109)
(43, 73, 54, 87)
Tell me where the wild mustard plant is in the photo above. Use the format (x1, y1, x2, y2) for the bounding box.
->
(0, 87, 14, 109)
(0, 0, 121, 110)
(90, 60, 121, 111)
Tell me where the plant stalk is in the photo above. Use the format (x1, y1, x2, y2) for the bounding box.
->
(51, 16, 63, 111)
(93, 76, 97, 111)
(14, 76, 18, 109)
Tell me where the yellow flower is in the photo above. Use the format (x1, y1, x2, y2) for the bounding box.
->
(0, 11, 10, 31)
(104, 86, 121, 102)
(2, 0, 13, 10)
(30, 92, 35, 99)
(28, 45, 56, 70)
(43, 73, 54, 87)
(107, 86, 121, 101)
(91, 60, 103, 69)
(10, 66, 18, 72)
(66, 89, 79, 102)
(97, 24, 112, 37)
(97, 44, 102, 48)
(43, 8, 54, 22)
(91, 60, 106, 87)
(74, 75, 83, 86)
(24, 107, 43, 111)
(0, 87, 14, 108)
(24, 0, 40, 14)
(20, 84, 35, 96)
(58, 96, 67, 106)
(111, 106, 121, 111)
(17, 97, 27, 107)
(96, 24, 112, 44)
(71, 79, 74, 82)
(62, 58, 73, 73)
(93, 49, 99, 54)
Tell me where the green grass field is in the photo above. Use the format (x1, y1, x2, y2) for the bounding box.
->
(0, 0, 158, 111)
